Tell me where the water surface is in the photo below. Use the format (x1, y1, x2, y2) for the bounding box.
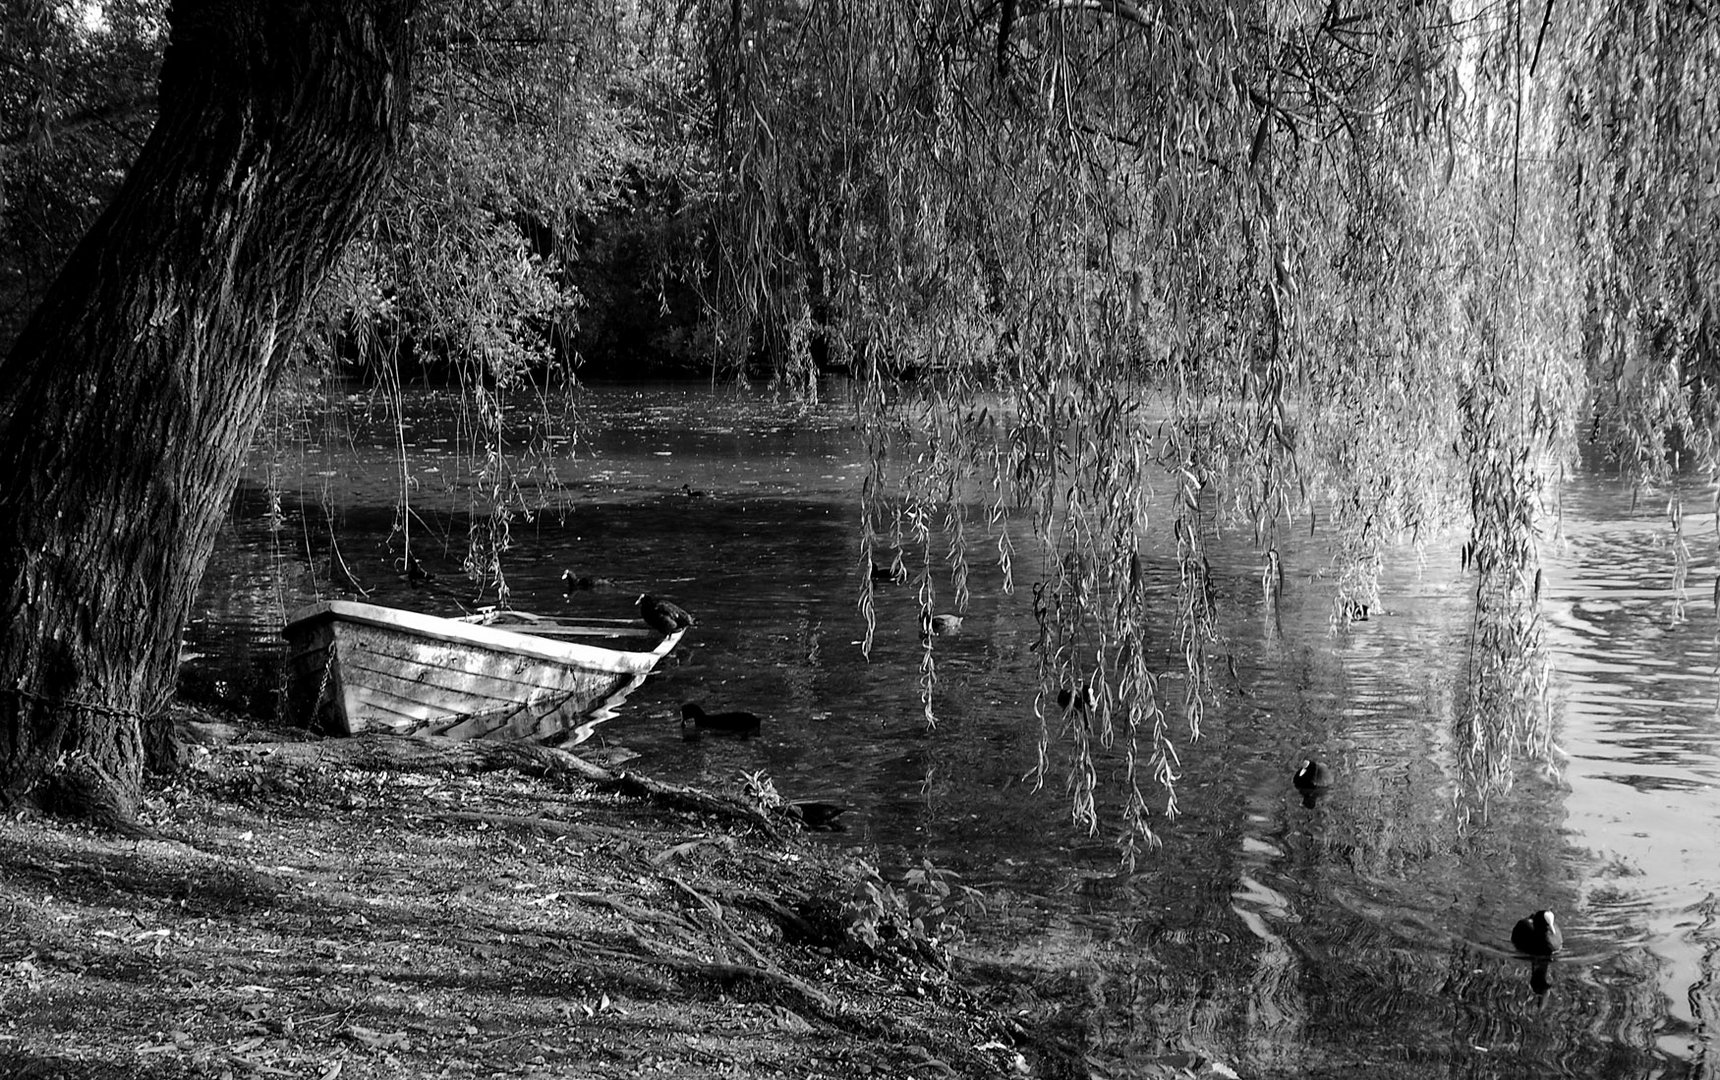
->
(185, 382, 1720, 1078)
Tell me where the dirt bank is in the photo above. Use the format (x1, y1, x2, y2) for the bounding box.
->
(0, 710, 1089, 1079)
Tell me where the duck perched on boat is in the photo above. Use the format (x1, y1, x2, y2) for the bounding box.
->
(1512, 910, 1563, 955)
(638, 594, 696, 635)
(681, 702, 760, 737)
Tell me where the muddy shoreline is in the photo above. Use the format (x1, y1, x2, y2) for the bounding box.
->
(0, 709, 1119, 1079)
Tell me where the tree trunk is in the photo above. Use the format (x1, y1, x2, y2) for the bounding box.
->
(0, 0, 413, 824)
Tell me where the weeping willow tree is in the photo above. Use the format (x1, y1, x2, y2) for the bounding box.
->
(6, 0, 1710, 839)
(664, 0, 1720, 855)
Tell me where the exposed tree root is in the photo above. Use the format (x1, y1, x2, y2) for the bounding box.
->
(211, 727, 782, 835)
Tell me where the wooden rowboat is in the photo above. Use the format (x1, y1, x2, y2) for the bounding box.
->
(281, 600, 683, 744)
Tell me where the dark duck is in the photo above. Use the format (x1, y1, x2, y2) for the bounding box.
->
(1294, 759, 1333, 789)
(1294, 758, 1333, 807)
(638, 593, 696, 635)
(870, 558, 906, 584)
(681, 702, 760, 737)
(1512, 910, 1563, 956)
(925, 613, 963, 636)
(785, 801, 849, 831)
(400, 552, 433, 585)
(562, 570, 615, 592)
(1057, 682, 1099, 712)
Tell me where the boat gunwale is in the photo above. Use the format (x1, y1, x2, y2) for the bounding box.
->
(283, 600, 680, 672)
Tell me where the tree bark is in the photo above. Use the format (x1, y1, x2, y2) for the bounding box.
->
(0, 0, 413, 823)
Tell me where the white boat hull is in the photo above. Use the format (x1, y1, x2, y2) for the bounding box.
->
(282, 600, 682, 743)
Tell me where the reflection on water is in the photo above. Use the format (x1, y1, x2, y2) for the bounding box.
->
(184, 383, 1720, 1078)
(1541, 475, 1720, 1070)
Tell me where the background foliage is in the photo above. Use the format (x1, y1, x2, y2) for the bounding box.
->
(4, 0, 1716, 853)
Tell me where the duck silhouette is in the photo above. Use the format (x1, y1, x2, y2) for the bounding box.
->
(562, 570, 616, 593)
(1294, 758, 1333, 807)
(1511, 910, 1563, 956)
(784, 801, 849, 831)
(638, 594, 696, 635)
(400, 552, 434, 585)
(1294, 759, 1333, 789)
(870, 559, 906, 584)
(680, 702, 760, 737)
(1057, 682, 1099, 712)
(926, 613, 963, 636)
(681, 483, 709, 499)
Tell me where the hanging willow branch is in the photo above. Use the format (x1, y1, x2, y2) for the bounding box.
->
(665, 0, 1710, 857)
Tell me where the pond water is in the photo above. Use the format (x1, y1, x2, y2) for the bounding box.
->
(184, 381, 1720, 1078)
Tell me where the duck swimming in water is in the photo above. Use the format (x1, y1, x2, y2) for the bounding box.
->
(562, 570, 616, 593)
(784, 801, 850, 831)
(638, 594, 696, 635)
(400, 553, 433, 585)
(1512, 910, 1563, 956)
(1057, 682, 1099, 712)
(681, 702, 760, 737)
(870, 559, 906, 584)
(926, 613, 963, 636)
(1293, 758, 1333, 807)
(1293, 759, 1333, 790)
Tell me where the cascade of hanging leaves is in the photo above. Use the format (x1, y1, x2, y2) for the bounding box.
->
(17, 0, 1692, 850)
(675, 1, 1653, 855)
(250, 0, 1714, 854)
(1568, 4, 1720, 482)
(298, 1, 690, 602)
